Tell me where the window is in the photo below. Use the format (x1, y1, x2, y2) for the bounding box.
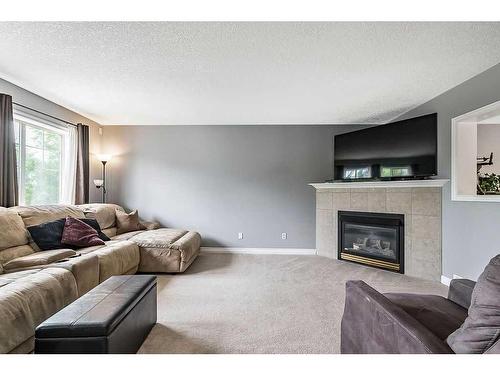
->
(13, 110, 77, 205)
(380, 166, 412, 178)
(343, 167, 371, 179)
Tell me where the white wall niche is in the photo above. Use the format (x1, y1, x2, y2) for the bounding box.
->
(452, 99, 500, 202)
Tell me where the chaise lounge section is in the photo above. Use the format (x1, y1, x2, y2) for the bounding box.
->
(0, 203, 201, 354)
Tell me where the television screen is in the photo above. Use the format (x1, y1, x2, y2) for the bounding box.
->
(334, 113, 437, 181)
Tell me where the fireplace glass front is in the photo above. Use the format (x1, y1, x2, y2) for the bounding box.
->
(338, 211, 404, 273)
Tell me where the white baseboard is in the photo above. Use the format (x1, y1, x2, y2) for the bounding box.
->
(201, 247, 317, 255)
(441, 275, 452, 286)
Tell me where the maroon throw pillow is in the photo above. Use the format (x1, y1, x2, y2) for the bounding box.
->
(61, 217, 105, 247)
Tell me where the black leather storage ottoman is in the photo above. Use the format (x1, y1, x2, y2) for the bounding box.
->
(35, 275, 157, 354)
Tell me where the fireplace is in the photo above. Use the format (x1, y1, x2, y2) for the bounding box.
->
(338, 211, 404, 273)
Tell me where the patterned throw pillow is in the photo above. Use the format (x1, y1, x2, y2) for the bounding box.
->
(115, 209, 146, 235)
(61, 217, 105, 248)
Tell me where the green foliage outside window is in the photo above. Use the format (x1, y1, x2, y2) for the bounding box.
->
(15, 121, 62, 205)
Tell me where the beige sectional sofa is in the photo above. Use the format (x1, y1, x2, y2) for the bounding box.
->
(0, 204, 201, 354)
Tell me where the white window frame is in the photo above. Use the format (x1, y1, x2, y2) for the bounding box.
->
(13, 107, 75, 205)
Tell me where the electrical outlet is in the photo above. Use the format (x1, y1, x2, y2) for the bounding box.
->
(281, 232, 287, 240)
(238, 232, 243, 240)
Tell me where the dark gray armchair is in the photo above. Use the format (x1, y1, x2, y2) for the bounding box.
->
(340, 278, 480, 354)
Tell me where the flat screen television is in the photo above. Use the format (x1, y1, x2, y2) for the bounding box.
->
(334, 113, 437, 181)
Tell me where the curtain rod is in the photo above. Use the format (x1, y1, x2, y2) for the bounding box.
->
(12, 102, 80, 128)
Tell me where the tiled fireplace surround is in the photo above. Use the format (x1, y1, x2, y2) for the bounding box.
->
(314, 185, 443, 281)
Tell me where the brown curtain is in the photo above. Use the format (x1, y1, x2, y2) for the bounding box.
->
(0, 94, 19, 207)
(75, 123, 89, 204)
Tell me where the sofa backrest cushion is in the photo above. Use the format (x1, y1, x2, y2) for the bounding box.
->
(0, 207, 29, 251)
(447, 254, 500, 353)
(11, 205, 85, 227)
(0, 208, 33, 266)
(78, 203, 125, 230)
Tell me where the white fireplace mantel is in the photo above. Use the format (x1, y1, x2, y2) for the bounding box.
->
(309, 179, 449, 190)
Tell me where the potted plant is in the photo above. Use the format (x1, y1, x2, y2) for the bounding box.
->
(478, 173, 500, 195)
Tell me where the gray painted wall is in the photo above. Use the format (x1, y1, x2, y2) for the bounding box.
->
(0, 78, 103, 203)
(103, 125, 366, 248)
(395, 62, 500, 280)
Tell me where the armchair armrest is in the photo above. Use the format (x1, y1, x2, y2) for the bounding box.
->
(140, 220, 161, 231)
(448, 278, 476, 309)
(341, 280, 453, 354)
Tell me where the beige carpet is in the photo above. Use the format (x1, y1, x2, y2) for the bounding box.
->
(138, 253, 447, 354)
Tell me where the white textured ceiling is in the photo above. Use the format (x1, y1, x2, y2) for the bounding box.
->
(0, 22, 500, 125)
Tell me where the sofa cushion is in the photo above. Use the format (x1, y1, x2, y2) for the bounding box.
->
(78, 203, 124, 230)
(131, 228, 187, 247)
(133, 229, 201, 273)
(0, 269, 40, 287)
(3, 249, 77, 272)
(140, 220, 161, 231)
(385, 293, 467, 341)
(46, 254, 100, 297)
(0, 207, 29, 250)
(115, 209, 146, 235)
(111, 230, 146, 241)
(102, 227, 117, 238)
(61, 217, 105, 248)
(0, 267, 78, 353)
(11, 205, 85, 227)
(76, 240, 140, 282)
(447, 254, 500, 353)
(0, 244, 35, 266)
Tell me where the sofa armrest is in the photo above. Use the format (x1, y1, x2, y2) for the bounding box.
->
(341, 280, 453, 354)
(140, 220, 161, 231)
(448, 278, 476, 309)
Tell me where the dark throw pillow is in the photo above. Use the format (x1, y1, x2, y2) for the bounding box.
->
(27, 218, 67, 250)
(61, 217, 105, 248)
(79, 218, 111, 241)
(447, 254, 500, 353)
(27, 217, 110, 251)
